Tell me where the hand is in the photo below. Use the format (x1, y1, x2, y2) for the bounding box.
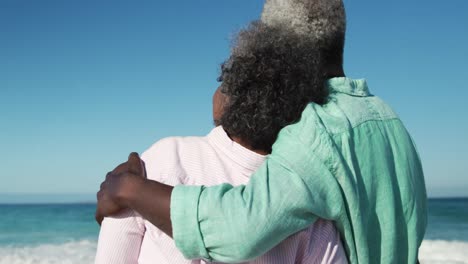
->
(95, 152, 147, 225)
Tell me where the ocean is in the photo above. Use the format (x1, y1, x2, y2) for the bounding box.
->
(0, 198, 467, 264)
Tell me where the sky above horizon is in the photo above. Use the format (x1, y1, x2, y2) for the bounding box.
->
(1, 0, 467, 200)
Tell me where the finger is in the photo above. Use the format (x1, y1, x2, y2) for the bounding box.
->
(112, 162, 129, 175)
(105, 171, 112, 181)
(127, 152, 142, 175)
(95, 209, 104, 226)
(141, 160, 147, 179)
(97, 189, 103, 199)
(95, 197, 104, 225)
(99, 181, 106, 191)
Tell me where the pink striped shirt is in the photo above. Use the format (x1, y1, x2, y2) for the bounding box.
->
(95, 126, 347, 264)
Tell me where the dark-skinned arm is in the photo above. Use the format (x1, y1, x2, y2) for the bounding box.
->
(121, 177, 173, 237)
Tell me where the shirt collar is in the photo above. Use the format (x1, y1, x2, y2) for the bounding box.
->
(207, 126, 266, 173)
(327, 77, 371, 97)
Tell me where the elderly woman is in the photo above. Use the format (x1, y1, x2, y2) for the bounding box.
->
(95, 22, 347, 263)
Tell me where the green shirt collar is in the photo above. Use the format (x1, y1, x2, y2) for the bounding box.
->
(327, 77, 371, 97)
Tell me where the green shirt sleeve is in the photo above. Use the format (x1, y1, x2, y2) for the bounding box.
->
(170, 113, 345, 262)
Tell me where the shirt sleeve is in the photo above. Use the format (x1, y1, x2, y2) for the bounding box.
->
(171, 108, 346, 262)
(94, 209, 146, 264)
(95, 137, 185, 264)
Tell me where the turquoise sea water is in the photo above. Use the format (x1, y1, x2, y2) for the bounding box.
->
(0, 198, 467, 263)
(424, 198, 468, 242)
(0, 204, 98, 247)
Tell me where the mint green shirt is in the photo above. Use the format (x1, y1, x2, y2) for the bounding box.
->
(171, 78, 427, 263)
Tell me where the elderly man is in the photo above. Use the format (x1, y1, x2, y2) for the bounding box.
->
(96, 0, 427, 263)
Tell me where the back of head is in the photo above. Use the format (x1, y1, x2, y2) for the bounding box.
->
(218, 22, 327, 153)
(261, 0, 346, 70)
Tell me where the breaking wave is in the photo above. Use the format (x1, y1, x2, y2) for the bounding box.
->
(0, 239, 467, 263)
(419, 240, 468, 264)
(0, 240, 97, 264)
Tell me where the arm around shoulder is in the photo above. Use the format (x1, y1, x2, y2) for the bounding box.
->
(170, 116, 345, 262)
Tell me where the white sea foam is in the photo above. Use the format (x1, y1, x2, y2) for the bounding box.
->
(419, 240, 468, 264)
(0, 239, 467, 263)
(0, 240, 97, 264)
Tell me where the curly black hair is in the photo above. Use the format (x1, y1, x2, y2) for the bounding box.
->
(218, 21, 328, 153)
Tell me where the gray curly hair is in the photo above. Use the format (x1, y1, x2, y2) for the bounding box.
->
(261, 0, 346, 69)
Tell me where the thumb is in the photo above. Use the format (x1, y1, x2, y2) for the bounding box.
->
(127, 152, 142, 175)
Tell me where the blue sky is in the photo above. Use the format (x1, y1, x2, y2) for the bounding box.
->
(0, 0, 467, 201)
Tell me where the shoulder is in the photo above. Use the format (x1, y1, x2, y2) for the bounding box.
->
(142, 135, 213, 164)
(140, 135, 213, 185)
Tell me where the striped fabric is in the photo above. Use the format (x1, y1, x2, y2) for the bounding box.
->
(95, 126, 347, 264)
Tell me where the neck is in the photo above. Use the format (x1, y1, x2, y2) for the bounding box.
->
(231, 136, 269, 155)
(325, 65, 346, 79)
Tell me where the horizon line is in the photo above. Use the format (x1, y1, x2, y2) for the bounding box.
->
(0, 193, 466, 205)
